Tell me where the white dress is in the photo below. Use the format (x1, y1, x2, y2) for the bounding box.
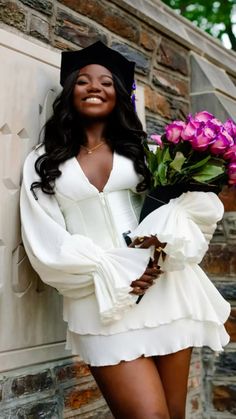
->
(20, 146, 231, 366)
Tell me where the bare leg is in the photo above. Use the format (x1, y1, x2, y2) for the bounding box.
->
(154, 348, 192, 419)
(90, 356, 170, 419)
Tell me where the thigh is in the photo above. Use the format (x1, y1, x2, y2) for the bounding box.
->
(154, 348, 192, 419)
(90, 356, 170, 419)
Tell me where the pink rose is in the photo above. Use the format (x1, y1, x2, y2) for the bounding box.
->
(165, 121, 186, 144)
(191, 126, 216, 151)
(228, 162, 236, 185)
(224, 119, 236, 140)
(194, 111, 214, 123)
(150, 134, 163, 147)
(181, 119, 201, 141)
(224, 144, 236, 161)
(210, 131, 234, 155)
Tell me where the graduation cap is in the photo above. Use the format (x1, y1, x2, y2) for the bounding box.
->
(60, 41, 135, 95)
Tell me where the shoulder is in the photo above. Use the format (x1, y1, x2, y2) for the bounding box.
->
(23, 143, 45, 165)
(22, 144, 46, 181)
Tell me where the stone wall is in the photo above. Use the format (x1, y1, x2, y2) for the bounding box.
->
(0, 0, 236, 418)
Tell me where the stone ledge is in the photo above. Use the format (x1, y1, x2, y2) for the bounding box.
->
(111, 0, 236, 77)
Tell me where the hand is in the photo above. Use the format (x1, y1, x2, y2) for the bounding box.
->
(129, 236, 166, 268)
(130, 261, 163, 296)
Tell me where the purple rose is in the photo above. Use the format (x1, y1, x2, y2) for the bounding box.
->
(194, 111, 214, 122)
(228, 162, 236, 185)
(224, 144, 236, 161)
(181, 119, 201, 141)
(206, 118, 223, 135)
(191, 126, 216, 151)
(165, 121, 186, 144)
(210, 131, 234, 155)
(224, 119, 236, 141)
(150, 134, 163, 147)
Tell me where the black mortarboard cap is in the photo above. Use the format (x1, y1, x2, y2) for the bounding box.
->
(60, 41, 135, 94)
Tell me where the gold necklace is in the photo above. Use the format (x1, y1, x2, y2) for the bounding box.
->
(81, 141, 105, 155)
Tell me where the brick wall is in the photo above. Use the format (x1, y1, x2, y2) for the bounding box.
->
(1, 0, 236, 418)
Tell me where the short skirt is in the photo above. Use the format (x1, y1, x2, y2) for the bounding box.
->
(65, 318, 229, 366)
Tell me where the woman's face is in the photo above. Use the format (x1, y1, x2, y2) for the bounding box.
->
(73, 64, 116, 119)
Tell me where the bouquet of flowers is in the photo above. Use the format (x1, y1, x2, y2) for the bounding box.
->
(140, 111, 236, 221)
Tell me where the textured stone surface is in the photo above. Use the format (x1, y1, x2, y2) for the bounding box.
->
(214, 281, 236, 301)
(152, 69, 189, 98)
(53, 39, 76, 51)
(157, 38, 189, 76)
(222, 212, 236, 244)
(215, 351, 236, 376)
(56, 9, 107, 48)
(169, 97, 189, 120)
(145, 85, 171, 117)
(201, 244, 232, 276)
(64, 383, 101, 409)
(10, 370, 54, 397)
(0, 1, 26, 31)
(146, 116, 167, 136)
(220, 187, 236, 212)
(213, 384, 236, 414)
(111, 42, 150, 75)
(30, 15, 50, 43)
(225, 307, 236, 342)
(54, 360, 90, 382)
(145, 85, 189, 120)
(187, 394, 201, 415)
(19, 0, 53, 16)
(0, 400, 61, 418)
(191, 92, 236, 124)
(140, 29, 157, 51)
(191, 53, 236, 97)
(58, 0, 139, 42)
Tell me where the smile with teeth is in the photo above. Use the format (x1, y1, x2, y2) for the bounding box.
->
(84, 97, 104, 103)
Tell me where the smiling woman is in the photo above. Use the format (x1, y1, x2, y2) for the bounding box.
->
(73, 64, 116, 120)
(20, 41, 230, 419)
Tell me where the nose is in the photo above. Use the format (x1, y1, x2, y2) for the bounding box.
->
(87, 80, 101, 92)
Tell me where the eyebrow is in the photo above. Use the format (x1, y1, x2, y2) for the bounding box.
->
(77, 73, 113, 79)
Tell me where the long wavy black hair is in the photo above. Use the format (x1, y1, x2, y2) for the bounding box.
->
(31, 69, 150, 194)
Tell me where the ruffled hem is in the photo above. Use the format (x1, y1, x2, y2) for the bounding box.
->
(65, 318, 230, 366)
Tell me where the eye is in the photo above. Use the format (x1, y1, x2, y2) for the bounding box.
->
(101, 81, 113, 87)
(76, 79, 87, 85)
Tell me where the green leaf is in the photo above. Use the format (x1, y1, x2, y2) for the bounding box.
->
(147, 151, 158, 174)
(183, 155, 211, 172)
(162, 147, 172, 163)
(192, 163, 224, 183)
(169, 152, 186, 172)
(158, 161, 168, 185)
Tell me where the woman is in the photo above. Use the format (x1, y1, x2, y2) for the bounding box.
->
(20, 41, 230, 419)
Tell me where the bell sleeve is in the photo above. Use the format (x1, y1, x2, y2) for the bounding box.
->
(130, 191, 224, 271)
(20, 150, 152, 324)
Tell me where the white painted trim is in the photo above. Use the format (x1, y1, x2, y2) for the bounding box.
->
(0, 342, 71, 372)
(0, 28, 60, 68)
